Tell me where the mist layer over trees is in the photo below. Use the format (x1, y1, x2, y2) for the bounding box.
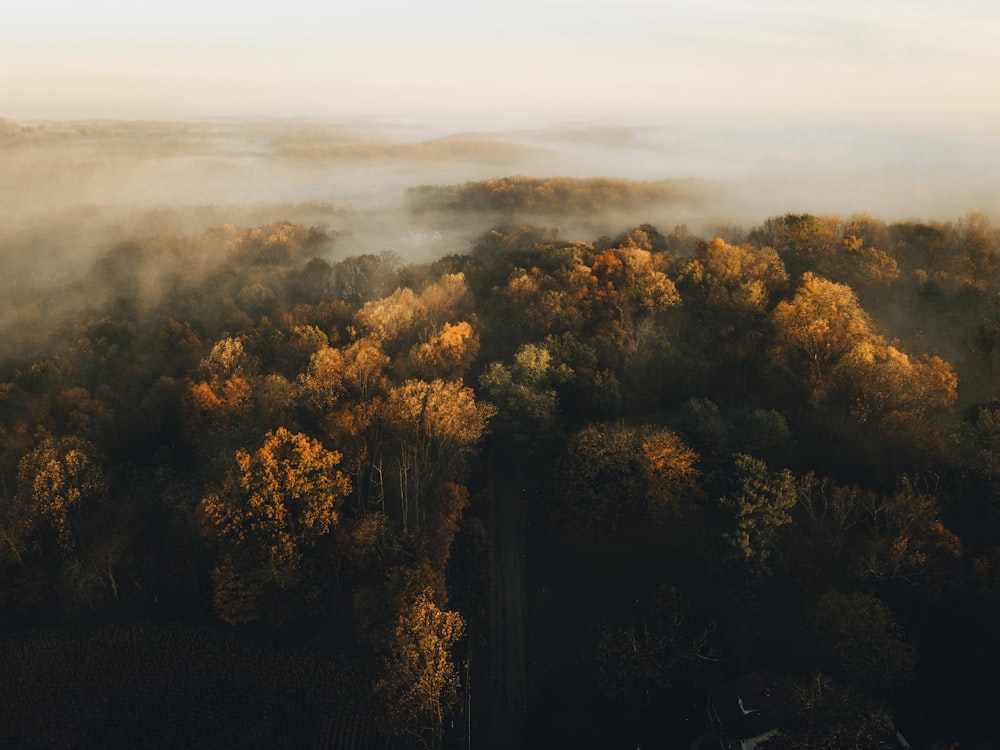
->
(2, 119, 1000, 748)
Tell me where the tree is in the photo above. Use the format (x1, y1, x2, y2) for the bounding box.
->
(298, 345, 347, 414)
(771, 273, 873, 389)
(957, 211, 1000, 281)
(749, 213, 841, 278)
(299, 335, 390, 414)
(252, 324, 328, 380)
(719, 454, 798, 579)
(554, 422, 699, 537)
(377, 587, 465, 750)
(595, 584, 717, 708)
(677, 398, 731, 465)
(199, 427, 351, 624)
(418, 273, 474, 333)
(762, 672, 899, 750)
(404, 321, 480, 381)
(826, 234, 899, 289)
(384, 380, 495, 532)
(857, 480, 962, 596)
(199, 336, 258, 380)
(960, 403, 1000, 499)
(699, 237, 789, 309)
(331, 251, 400, 303)
(478, 342, 571, 446)
(14, 436, 107, 557)
(287, 256, 333, 305)
(810, 591, 916, 690)
(737, 408, 795, 467)
(831, 341, 957, 468)
(356, 272, 472, 353)
(834, 342, 957, 427)
(357, 287, 424, 349)
(589, 235, 680, 352)
(183, 373, 254, 476)
(423, 482, 470, 571)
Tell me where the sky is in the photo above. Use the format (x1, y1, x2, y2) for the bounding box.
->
(3, 0, 1000, 123)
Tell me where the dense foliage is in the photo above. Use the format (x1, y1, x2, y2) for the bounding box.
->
(2, 204, 1000, 748)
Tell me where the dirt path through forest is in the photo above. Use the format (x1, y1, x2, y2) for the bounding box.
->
(488, 443, 527, 749)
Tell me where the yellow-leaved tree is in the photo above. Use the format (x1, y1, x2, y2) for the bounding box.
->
(200, 427, 351, 624)
(377, 586, 465, 750)
(15, 435, 107, 557)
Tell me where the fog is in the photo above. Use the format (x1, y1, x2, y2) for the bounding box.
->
(2, 113, 998, 325)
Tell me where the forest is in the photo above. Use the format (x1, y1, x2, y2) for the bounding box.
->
(3, 159, 1000, 749)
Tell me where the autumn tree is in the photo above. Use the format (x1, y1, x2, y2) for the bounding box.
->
(771, 273, 874, 390)
(248, 323, 328, 380)
(423, 482, 470, 571)
(831, 340, 957, 467)
(749, 213, 841, 278)
(305, 336, 392, 516)
(384, 379, 495, 533)
(697, 237, 789, 311)
(825, 233, 899, 289)
(554, 422, 699, 538)
(199, 427, 351, 624)
(298, 345, 348, 414)
(771, 272, 956, 470)
(356, 272, 472, 353)
(356, 287, 424, 350)
(856, 479, 962, 597)
(183, 372, 254, 477)
(490, 250, 593, 344)
(377, 587, 465, 750)
(957, 211, 1000, 281)
(404, 321, 480, 381)
(228, 221, 326, 266)
(834, 342, 956, 427)
(183, 336, 259, 465)
(589, 230, 681, 353)
(13, 436, 108, 558)
(671, 239, 787, 395)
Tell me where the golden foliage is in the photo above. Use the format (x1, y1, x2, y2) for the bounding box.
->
(185, 376, 253, 418)
(377, 587, 465, 748)
(405, 321, 480, 381)
(772, 272, 874, 384)
(698, 238, 789, 314)
(199, 427, 351, 622)
(556, 422, 699, 533)
(16, 436, 107, 554)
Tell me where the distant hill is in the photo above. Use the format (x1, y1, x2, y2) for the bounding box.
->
(274, 137, 541, 164)
(407, 175, 710, 215)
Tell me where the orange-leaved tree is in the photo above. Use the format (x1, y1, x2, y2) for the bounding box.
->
(377, 586, 465, 750)
(199, 427, 351, 624)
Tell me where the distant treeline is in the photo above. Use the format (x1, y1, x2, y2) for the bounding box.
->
(275, 138, 539, 163)
(407, 175, 705, 214)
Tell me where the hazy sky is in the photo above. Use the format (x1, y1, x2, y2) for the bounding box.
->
(3, 0, 999, 122)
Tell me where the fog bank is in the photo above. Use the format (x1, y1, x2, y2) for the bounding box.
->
(2, 114, 997, 287)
